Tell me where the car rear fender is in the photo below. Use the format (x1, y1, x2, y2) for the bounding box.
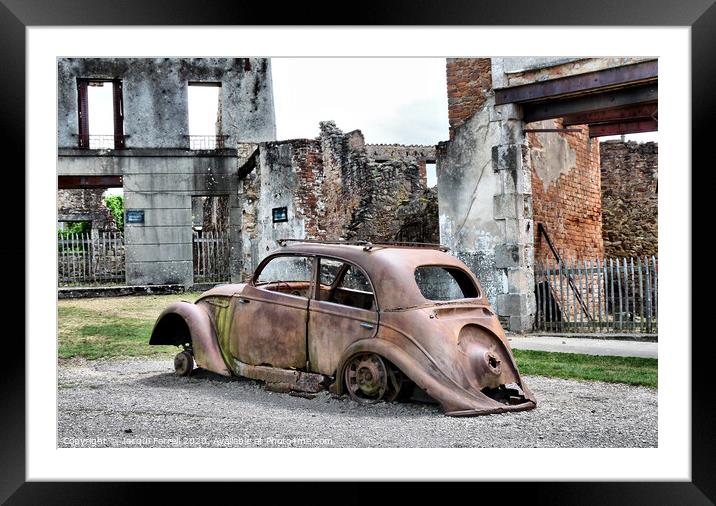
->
(150, 301, 231, 376)
(332, 338, 495, 414)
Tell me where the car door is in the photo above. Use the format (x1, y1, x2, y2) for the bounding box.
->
(308, 257, 378, 375)
(232, 254, 314, 369)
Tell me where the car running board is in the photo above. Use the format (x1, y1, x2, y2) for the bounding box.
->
(232, 359, 329, 394)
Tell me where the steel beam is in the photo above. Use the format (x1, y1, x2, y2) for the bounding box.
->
(58, 175, 123, 189)
(588, 119, 658, 138)
(495, 59, 658, 105)
(522, 84, 658, 123)
(562, 102, 657, 126)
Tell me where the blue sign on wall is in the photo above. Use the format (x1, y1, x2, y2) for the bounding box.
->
(126, 210, 145, 224)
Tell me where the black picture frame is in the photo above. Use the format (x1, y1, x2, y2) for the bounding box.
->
(6, 0, 711, 503)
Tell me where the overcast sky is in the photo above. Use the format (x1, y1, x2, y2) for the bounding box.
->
(91, 57, 656, 145)
(271, 58, 450, 145)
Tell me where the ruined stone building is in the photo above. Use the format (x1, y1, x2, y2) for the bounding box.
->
(57, 58, 437, 286)
(57, 187, 117, 231)
(58, 57, 658, 333)
(58, 58, 277, 286)
(437, 57, 658, 330)
(235, 121, 438, 279)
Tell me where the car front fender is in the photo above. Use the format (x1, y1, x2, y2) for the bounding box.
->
(150, 301, 231, 376)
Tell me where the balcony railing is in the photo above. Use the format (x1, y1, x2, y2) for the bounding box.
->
(76, 134, 127, 150)
(186, 135, 229, 150)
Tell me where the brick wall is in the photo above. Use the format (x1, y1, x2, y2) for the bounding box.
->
(600, 140, 658, 257)
(529, 119, 604, 262)
(445, 58, 492, 138)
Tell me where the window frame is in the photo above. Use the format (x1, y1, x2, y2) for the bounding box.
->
(413, 264, 481, 302)
(250, 253, 317, 297)
(76, 78, 125, 150)
(313, 255, 379, 312)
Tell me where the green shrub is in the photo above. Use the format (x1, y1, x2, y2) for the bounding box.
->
(104, 194, 124, 231)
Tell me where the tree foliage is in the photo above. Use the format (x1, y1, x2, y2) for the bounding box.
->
(104, 194, 124, 231)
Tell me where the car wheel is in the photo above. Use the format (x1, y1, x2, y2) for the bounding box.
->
(344, 353, 402, 403)
(174, 350, 194, 377)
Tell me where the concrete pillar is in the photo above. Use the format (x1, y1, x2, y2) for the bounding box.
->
(490, 104, 536, 331)
(123, 186, 193, 287)
(436, 96, 536, 332)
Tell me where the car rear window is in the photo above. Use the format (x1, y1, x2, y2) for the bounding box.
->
(414, 266, 479, 301)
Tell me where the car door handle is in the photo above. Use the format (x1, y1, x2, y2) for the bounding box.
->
(360, 323, 374, 330)
(239, 298, 250, 304)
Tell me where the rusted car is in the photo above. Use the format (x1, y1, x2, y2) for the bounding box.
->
(150, 241, 536, 416)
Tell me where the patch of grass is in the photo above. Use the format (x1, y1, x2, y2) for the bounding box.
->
(58, 292, 203, 359)
(513, 349, 657, 388)
(59, 292, 658, 390)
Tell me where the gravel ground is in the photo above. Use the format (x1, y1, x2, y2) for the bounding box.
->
(58, 357, 657, 448)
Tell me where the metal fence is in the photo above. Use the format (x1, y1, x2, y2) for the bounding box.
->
(186, 135, 229, 150)
(193, 231, 230, 283)
(534, 256, 658, 333)
(58, 231, 125, 286)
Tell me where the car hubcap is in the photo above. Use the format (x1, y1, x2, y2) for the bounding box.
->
(345, 354, 388, 402)
(174, 351, 193, 376)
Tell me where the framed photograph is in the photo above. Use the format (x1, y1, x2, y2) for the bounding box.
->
(7, 0, 712, 502)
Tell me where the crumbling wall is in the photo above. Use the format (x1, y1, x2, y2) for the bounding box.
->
(394, 187, 440, 244)
(600, 140, 658, 257)
(57, 188, 116, 230)
(364, 143, 436, 184)
(237, 122, 439, 275)
(529, 119, 604, 262)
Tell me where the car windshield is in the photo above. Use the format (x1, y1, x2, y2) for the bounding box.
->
(414, 266, 479, 301)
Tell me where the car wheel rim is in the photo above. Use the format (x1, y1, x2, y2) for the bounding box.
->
(174, 351, 192, 376)
(345, 353, 388, 402)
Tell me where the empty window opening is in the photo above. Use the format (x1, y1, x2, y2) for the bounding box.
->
(414, 266, 479, 301)
(318, 258, 375, 311)
(426, 162, 437, 188)
(255, 256, 313, 298)
(188, 83, 223, 149)
(77, 80, 124, 149)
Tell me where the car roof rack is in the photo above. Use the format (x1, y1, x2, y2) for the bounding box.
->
(276, 238, 450, 252)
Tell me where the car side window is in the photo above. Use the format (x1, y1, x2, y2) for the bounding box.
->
(341, 265, 372, 293)
(318, 258, 375, 311)
(255, 255, 313, 298)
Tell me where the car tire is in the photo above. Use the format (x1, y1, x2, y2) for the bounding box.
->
(174, 350, 194, 377)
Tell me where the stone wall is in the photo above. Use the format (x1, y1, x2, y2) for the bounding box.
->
(57, 58, 277, 286)
(57, 188, 116, 230)
(58, 58, 276, 149)
(237, 122, 439, 276)
(529, 119, 604, 262)
(600, 140, 658, 257)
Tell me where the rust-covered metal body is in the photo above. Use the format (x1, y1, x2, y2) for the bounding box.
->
(150, 242, 536, 416)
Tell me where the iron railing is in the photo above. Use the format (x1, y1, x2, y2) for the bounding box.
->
(534, 256, 658, 333)
(186, 135, 229, 150)
(76, 134, 127, 150)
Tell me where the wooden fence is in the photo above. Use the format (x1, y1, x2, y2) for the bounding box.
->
(58, 231, 125, 286)
(534, 256, 658, 333)
(193, 231, 230, 283)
